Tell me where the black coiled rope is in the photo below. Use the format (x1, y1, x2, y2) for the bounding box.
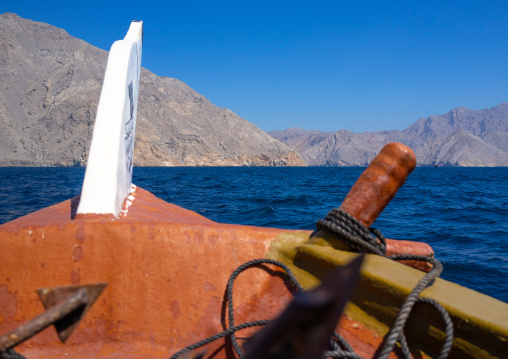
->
(170, 259, 297, 359)
(170, 259, 360, 359)
(226, 259, 303, 356)
(171, 209, 454, 359)
(316, 209, 454, 359)
(316, 208, 387, 256)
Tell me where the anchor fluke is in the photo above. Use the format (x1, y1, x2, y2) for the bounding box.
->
(37, 283, 107, 343)
(0, 283, 107, 351)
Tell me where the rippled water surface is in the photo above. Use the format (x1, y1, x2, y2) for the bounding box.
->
(1, 167, 507, 302)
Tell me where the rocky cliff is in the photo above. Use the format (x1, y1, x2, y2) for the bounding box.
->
(270, 103, 508, 166)
(0, 13, 305, 167)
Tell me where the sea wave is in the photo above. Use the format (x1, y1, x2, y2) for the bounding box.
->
(0, 166, 506, 302)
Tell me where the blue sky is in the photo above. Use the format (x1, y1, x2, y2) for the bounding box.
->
(2, 0, 507, 132)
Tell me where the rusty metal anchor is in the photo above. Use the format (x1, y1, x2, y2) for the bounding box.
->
(0, 283, 107, 352)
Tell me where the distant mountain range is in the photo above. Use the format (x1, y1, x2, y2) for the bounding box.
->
(0, 13, 304, 166)
(1, 13, 506, 167)
(270, 103, 508, 166)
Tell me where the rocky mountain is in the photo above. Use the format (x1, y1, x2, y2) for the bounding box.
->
(2, 13, 506, 168)
(270, 103, 508, 166)
(0, 13, 304, 167)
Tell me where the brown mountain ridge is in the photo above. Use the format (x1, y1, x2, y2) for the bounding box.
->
(0, 13, 304, 167)
(270, 103, 508, 167)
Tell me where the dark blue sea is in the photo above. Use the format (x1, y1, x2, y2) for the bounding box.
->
(0, 167, 507, 303)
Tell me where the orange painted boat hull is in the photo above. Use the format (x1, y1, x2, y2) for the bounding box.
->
(0, 186, 435, 358)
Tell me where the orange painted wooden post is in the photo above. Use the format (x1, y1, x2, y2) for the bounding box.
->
(339, 142, 416, 228)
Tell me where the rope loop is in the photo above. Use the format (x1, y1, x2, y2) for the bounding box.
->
(316, 209, 386, 255)
(170, 259, 303, 359)
(315, 208, 453, 359)
(226, 259, 303, 357)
